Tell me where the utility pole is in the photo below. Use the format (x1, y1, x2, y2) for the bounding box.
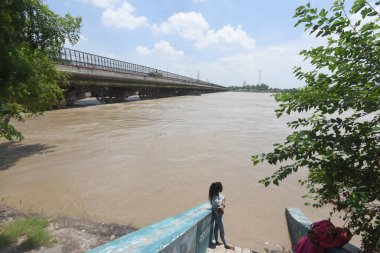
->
(258, 69, 262, 85)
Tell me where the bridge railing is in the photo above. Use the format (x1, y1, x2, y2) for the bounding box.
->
(57, 48, 226, 90)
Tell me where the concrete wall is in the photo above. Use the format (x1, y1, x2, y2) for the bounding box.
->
(87, 203, 212, 253)
(285, 207, 362, 253)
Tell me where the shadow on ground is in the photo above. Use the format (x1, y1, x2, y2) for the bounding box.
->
(209, 242, 260, 252)
(0, 142, 54, 171)
(264, 247, 291, 253)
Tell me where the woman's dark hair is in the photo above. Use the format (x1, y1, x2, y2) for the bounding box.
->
(209, 182, 223, 203)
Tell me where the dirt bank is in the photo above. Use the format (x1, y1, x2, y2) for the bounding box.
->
(0, 205, 136, 253)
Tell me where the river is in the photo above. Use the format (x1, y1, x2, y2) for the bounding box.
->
(0, 92, 347, 251)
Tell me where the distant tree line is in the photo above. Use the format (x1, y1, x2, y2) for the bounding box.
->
(228, 83, 296, 93)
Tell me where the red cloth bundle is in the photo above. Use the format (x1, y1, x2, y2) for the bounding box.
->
(294, 220, 352, 253)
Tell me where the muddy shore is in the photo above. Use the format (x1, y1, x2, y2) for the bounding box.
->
(0, 204, 136, 253)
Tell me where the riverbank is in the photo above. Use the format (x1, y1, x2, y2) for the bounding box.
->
(0, 204, 136, 253)
(0, 93, 344, 251)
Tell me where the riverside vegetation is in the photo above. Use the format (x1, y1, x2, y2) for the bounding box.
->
(0, 216, 52, 251)
(0, 0, 81, 141)
(252, 0, 380, 252)
(228, 83, 296, 93)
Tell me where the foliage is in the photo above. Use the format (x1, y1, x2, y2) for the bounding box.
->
(0, 0, 81, 141)
(0, 217, 52, 250)
(229, 83, 296, 93)
(252, 0, 379, 251)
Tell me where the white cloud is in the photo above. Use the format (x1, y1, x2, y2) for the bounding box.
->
(132, 35, 322, 88)
(135, 46, 151, 55)
(135, 41, 184, 60)
(154, 41, 184, 59)
(102, 1, 148, 29)
(154, 12, 208, 41)
(198, 25, 255, 49)
(79, 0, 120, 8)
(176, 35, 323, 88)
(154, 12, 255, 50)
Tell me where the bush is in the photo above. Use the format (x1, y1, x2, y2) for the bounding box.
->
(0, 217, 52, 251)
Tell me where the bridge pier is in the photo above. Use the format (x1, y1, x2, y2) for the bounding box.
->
(63, 91, 90, 106)
(138, 88, 182, 100)
(53, 85, 219, 109)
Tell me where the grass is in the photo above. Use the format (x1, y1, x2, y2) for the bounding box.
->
(0, 216, 53, 251)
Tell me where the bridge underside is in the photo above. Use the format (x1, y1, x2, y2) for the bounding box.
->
(58, 84, 209, 108)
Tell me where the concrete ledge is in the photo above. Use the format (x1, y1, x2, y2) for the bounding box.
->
(87, 203, 212, 253)
(285, 207, 312, 247)
(285, 207, 361, 253)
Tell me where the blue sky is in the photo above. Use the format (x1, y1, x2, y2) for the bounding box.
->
(46, 0, 329, 88)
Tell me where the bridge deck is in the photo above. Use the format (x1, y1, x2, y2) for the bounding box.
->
(56, 48, 226, 91)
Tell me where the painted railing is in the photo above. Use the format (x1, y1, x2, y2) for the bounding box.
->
(285, 207, 362, 253)
(87, 203, 212, 253)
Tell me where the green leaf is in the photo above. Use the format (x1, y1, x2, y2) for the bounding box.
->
(253, 0, 380, 251)
(0, 0, 82, 141)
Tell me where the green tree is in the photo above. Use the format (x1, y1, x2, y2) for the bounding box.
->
(0, 0, 81, 141)
(258, 83, 269, 90)
(252, 0, 379, 251)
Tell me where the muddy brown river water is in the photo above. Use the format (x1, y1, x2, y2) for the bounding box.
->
(0, 92, 357, 251)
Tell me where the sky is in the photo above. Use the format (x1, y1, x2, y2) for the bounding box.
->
(45, 0, 331, 88)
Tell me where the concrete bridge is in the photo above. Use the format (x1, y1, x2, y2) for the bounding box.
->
(55, 48, 227, 107)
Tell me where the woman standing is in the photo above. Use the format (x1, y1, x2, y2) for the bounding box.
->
(209, 182, 235, 250)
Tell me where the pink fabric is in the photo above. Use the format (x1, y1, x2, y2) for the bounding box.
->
(293, 220, 351, 253)
(294, 234, 324, 253)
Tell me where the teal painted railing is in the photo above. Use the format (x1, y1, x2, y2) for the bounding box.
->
(87, 203, 213, 253)
(285, 207, 362, 253)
